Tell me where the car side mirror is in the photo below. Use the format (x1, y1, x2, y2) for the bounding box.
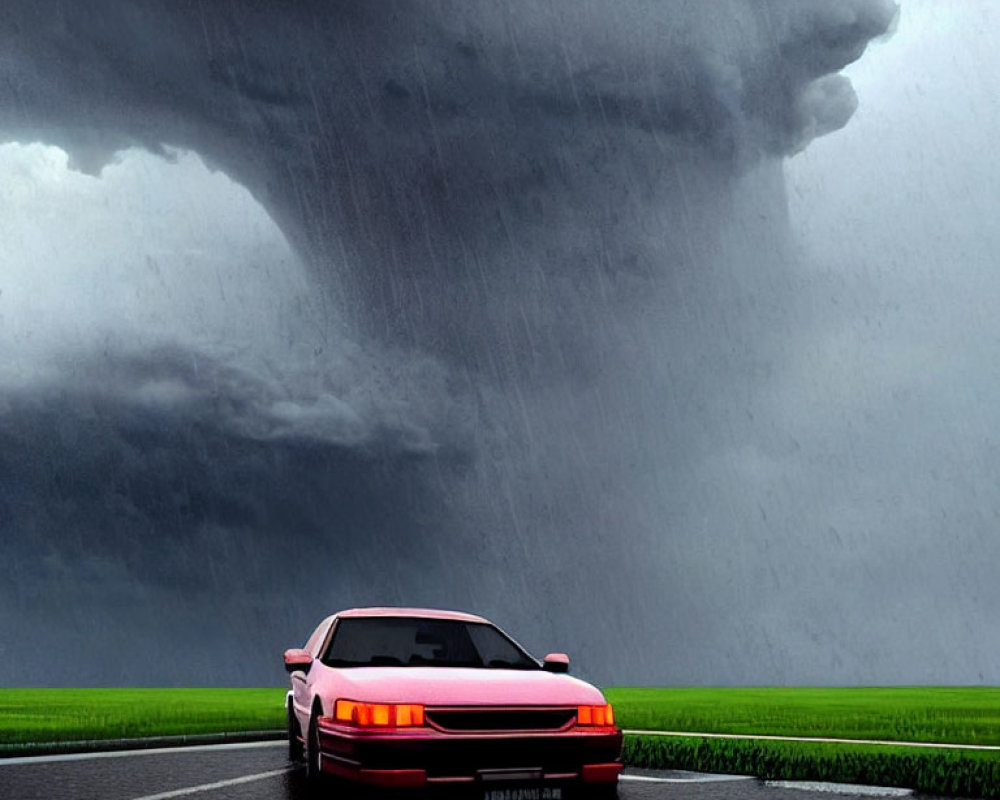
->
(542, 653, 570, 673)
(284, 648, 313, 674)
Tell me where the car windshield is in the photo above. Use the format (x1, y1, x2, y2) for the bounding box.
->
(323, 617, 541, 669)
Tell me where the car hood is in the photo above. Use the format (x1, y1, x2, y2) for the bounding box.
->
(318, 666, 607, 706)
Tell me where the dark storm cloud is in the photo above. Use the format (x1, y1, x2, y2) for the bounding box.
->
(0, 1, 899, 261)
(30, 343, 466, 453)
(0, 1, 899, 152)
(0, 1, 899, 685)
(0, 358, 468, 685)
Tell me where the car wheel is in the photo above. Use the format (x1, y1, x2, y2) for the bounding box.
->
(581, 785, 619, 800)
(305, 710, 322, 782)
(287, 699, 304, 763)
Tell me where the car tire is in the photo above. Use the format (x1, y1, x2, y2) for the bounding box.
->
(305, 710, 322, 783)
(575, 783, 618, 800)
(287, 699, 304, 763)
(586, 785, 619, 800)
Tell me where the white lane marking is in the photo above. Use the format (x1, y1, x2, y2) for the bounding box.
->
(622, 773, 752, 784)
(765, 780, 913, 797)
(624, 730, 1000, 751)
(0, 740, 284, 766)
(128, 767, 295, 800)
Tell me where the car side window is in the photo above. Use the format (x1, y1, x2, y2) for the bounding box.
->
(304, 617, 333, 656)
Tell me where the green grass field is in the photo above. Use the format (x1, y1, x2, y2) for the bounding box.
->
(3, 687, 998, 748)
(3, 687, 998, 797)
(0, 688, 285, 748)
(626, 734, 1000, 799)
(605, 687, 1000, 745)
(607, 688, 1000, 799)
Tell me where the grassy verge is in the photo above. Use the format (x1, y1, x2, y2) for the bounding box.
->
(608, 688, 1000, 799)
(3, 687, 998, 798)
(626, 734, 1000, 799)
(605, 687, 1000, 745)
(0, 688, 285, 750)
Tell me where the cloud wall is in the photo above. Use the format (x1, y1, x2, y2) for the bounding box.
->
(0, 1, 901, 685)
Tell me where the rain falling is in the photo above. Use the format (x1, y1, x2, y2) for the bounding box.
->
(2, 1, 998, 687)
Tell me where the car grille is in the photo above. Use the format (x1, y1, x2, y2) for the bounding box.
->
(426, 708, 576, 732)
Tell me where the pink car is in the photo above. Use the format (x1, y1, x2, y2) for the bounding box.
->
(284, 607, 623, 798)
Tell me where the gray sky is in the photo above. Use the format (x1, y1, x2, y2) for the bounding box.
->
(4, 0, 998, 686)
(0, 145, 302, 386)
(776, 0, 1000, 680)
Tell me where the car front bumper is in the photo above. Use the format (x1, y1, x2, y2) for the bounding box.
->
(317, 720, 623, 788)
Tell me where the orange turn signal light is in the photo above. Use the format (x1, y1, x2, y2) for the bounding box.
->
(577, 703, 615, 727)
(334, 699, 425, 727)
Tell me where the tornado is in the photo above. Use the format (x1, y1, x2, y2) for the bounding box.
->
(0, 1, 897, 685)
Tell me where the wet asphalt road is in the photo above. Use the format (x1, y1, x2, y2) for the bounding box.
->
(0, 742, 922, 800)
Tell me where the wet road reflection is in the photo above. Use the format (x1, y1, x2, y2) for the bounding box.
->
(0, 742, 921, 800)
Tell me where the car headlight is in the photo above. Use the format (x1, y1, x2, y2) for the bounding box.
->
(577, 704, 615, 727)
(333, 699, 426, 727)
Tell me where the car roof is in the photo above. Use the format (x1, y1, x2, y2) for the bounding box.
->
(335, 607, 489, 624)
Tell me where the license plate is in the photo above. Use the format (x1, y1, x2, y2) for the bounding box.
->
(483, 789, 562, 800)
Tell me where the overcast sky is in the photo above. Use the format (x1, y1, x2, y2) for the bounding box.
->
(0, 145, 304, 383)
(2, 0, 998, 685)
(779, 0, 1000, 678)
(785, 0, 1000, 571)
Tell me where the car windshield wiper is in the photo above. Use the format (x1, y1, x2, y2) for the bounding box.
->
(368, 655, 406, 666)
(406, 656, 483, 668)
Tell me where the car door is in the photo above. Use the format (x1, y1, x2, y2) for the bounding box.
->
(292, 616, 336, 725)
